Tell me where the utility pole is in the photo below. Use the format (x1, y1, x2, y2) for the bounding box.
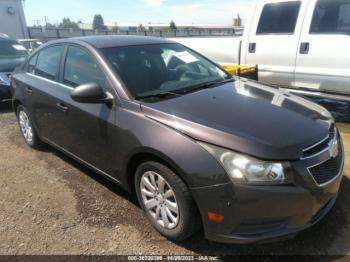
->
(34, 19, 41, 27)
(43, 16, 49, 27)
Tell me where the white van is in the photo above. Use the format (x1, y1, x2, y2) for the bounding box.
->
(175, 0, 350, 98)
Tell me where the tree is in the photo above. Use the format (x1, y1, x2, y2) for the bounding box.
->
(59, 18, 79, 29)
(138, 24, 146, 32)
(169, 20, 177, 30)
(45, 22, 57, 29)
(93, 14, 106, 30)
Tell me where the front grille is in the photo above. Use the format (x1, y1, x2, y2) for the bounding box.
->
(302, 125, 336, 158)
(308, 148, 343, 185)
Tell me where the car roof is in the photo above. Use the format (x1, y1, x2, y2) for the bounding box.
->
(57, 35, 175, 49)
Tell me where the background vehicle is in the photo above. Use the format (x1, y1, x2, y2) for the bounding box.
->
(11, 36, 344, 244)
(175, 0, 350, 99)
(18, 39, 43, 53)
(0, 36, 28, 102)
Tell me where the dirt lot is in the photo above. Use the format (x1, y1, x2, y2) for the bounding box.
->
(0, 103, 349, 256)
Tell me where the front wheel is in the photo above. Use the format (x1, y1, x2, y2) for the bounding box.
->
(135, 161, 201, 241)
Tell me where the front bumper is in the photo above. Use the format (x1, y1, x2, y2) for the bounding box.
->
(191, 179, 341, 244)
(0, 85, 12, 101)
(191, 138, 344, 244)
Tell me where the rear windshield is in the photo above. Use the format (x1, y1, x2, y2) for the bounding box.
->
(0, 41, 29, 59)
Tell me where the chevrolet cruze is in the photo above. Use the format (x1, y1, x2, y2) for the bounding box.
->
(11, 36, 344, 243)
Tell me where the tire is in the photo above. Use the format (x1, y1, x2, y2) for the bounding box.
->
(16, 105, 44, 149)
(135, 161, 201, 241)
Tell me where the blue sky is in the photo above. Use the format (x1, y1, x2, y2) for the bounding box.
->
(24, 0, 255, 26)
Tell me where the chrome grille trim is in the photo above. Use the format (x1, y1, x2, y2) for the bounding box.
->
(301, 125, 337, 160)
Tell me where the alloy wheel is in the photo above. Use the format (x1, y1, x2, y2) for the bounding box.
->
(19, 110, 34, 144)
(140, 171, 179, 230)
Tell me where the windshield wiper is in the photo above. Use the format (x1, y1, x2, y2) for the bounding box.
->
(180, 78, 235, 94)
(135, 91, 183, 100)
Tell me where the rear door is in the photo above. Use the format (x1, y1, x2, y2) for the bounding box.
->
(295, 0, 350, 94)
(23, 45, 65, 140)
(244, 0, 307, 86)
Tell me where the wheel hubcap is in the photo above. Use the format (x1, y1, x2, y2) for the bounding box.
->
(19, 111, 34, 144)
(140, 171, 179, 230)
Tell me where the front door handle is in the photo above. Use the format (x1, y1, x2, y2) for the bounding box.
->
(300, 42, 310, 54)
(249, 43, 256, 53)
(56, 102, 69, 113)
(25, 87, 33, 95)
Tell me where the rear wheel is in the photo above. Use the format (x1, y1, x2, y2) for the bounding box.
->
(17, 105, 44, 149)
(135, 161, 201, 241)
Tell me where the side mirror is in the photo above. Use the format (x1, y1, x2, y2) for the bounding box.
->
(70, 83, 113, 105)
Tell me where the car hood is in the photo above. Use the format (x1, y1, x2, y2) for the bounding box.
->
(0, 57, 26, 72)
(140, 79, 333, 160)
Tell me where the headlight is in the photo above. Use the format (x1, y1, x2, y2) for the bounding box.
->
(198, 142, 292, 185)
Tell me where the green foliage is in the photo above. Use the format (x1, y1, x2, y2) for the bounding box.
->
(59, 18, 79, 29)
(45, 23, 57, 29)
(138, 24, 146, 32)
(169, 20, 177, 30)
(93, 14, 106, 30)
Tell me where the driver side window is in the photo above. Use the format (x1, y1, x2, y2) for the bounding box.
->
(63, 46, 107, 89)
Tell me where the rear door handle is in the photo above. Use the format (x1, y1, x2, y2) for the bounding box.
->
(249, 43, 256, 53)
(56, 102, 69, 113)
(25, 87, 33, 95)
(300, 42, 310, 54)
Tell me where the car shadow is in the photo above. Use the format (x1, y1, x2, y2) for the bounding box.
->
(0, 101, 13, 113)
(42, 145, 139, 204)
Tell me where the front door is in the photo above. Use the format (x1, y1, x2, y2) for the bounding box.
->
(55, 45, 119, 176)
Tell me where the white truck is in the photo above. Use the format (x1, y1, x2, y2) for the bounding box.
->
(174, 0, 350, 100)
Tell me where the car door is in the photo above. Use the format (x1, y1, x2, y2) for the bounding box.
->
(243, 0, 307, 86)
(21, 45, 66, 140)
(55, 45, 119, 176)
(295, 0, 350, 94)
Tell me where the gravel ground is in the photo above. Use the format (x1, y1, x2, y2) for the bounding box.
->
(0, 103, 349, 256)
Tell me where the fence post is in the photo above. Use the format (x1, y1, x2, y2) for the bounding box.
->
(82, 30, 86, 36)
(56, 29, 60, 39)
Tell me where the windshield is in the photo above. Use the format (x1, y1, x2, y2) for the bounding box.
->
(0, 41, 29, 59)
(101, 43, 232, 99)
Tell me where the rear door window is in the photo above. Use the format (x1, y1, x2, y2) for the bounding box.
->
(310, 0, 350, 34)
(63, 46, 107, 89)
(35, 45, 64, 81)
(257, 1, 301, 34)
